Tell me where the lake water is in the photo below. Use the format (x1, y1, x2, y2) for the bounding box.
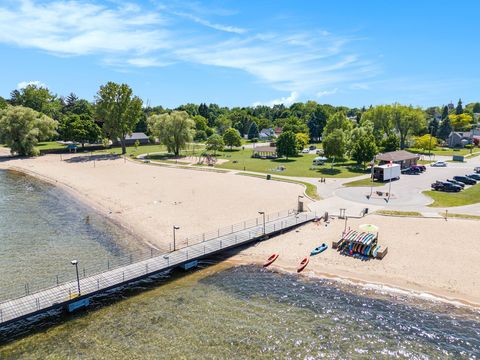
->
(0, 169, 479, 359)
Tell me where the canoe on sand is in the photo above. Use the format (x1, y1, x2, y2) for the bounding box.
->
(297, 257, 309, 273)
(263, 253, 279, 267)
(310, 243, 328, 256)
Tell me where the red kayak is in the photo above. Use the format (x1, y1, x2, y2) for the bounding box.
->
(263, 253, 279, 267)
(297, 257, 309, 273)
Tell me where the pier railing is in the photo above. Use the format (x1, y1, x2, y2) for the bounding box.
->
(0, 208, 302, 304)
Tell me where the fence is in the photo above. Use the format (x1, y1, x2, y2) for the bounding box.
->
(0, 210, 314, 323)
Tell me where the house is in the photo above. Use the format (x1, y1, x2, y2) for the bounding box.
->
(447, 129, 480, 148)
(252, 145, 277, 159)
(274, 127, 283, 137)
(117, 132, 149, 146)
(258, 128, 275, 140)
(376, 150, 420, 169)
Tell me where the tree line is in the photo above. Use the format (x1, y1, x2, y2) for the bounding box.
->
(0, 82, 478, 158)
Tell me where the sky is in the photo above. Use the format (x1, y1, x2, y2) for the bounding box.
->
(0, 0, 479, 108)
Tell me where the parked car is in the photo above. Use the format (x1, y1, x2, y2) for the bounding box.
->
(309, 145, 317, 150)
(301, 148, 309, 153)
(431, 161, 447, 167)
(411, 165, 425, 172)
(467, 174, 480, 181)
(475, 166, 480, 174)
(453, 176, 477, 185)
(431, 181, 461, 192)
(401, 167, 420, 175)
(446, 179, 465, 188)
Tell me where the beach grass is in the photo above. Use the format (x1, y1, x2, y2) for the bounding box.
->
(375, 210, 423, 217)
(215, 148, 368, 178)
(343, 177, 383, 187)
(440, 212, 480, 220)
(423, 183, 480, 207)
(237, 172, 320, 200)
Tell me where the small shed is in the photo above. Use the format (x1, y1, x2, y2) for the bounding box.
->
(118, 132, 149, 146)
(376, 150, 419, 169)
(252, 146, 277, 159)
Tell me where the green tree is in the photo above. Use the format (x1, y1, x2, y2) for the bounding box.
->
(95, 82, 143, 155)
(281, 116, 309, 134)
(349, 125, 377, 168)
(61, 114, 101, 148)
(381, 133, 400, 152)
(307, 105, 329, 142)
(0, 96, 7, 110)
(0, 106, 57, 156)
(247, 121, 259, 140)
(414, 134, 438, 151)
(10, 84, 62, 119)
(449, 113, 473, 131)
(276, 131, 297, 159)
(391, 105, 426, 149)
(360, 105, 395, 143)
(322, 111, 353, 138)
(205, 134, 224, 155)
(472, 102, 480, 113)
(441, 105, 449, 120)
(214, 115, 232, 135)
(148, 111, 195, 156)
(295, 132, 310, 150)
(322, 129, 346, 159)
(456, 99, 463, 115)
(223, 128, 241, 149)
(437, 117, 453, 140)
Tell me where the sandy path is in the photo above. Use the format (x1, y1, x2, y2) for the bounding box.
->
(230, 214, 480, 306)
(0, 154, 306, 250)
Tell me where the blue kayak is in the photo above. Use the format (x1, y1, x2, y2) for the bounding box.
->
(310, 243, 328, 256)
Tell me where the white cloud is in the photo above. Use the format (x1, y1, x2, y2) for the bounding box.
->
(0, 1, 378, 99)
(17, 80, 47, 89)
(316, 88, 338, 97)
(253, 91, 299, 106)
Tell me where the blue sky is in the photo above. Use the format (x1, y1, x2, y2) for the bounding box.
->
(0, 0, 478, 108)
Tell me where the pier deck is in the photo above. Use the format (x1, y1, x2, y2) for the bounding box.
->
(0, 211, 315, 325)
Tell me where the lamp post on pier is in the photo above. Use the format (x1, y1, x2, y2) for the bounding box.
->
(258, 211, 266, 235)
(71, 260, 81, 296)
(173, 225, 180, 251)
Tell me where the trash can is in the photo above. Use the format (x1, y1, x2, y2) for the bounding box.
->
(266, 174, 271, 180)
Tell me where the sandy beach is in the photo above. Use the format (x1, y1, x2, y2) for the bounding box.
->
(0, 153, 305, 250)
(230, 214, 480, 306)
(1, 151, 479, 306)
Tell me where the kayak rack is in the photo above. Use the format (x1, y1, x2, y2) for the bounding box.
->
(332, 229, 388, 260)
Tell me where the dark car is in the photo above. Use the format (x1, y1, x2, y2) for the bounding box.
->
(401, 167, 420, 175)
(446, 179, 465, 188)
(412, 165, 426, 172)
(431, 181, 461, 192)
(453, 176, 476, 185)
(467, 174, 480, 181)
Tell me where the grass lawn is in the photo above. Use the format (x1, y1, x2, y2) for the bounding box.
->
(237, 172, 320, 200)
(375, 210, 423, 217)
(406, 147, 475, 156)
(417, 159, 434, 165)
(343, 177, 383, 187)
(214, 148, 368, 178)
(440, 212, 480, 220)
(423, 183, 480, 207)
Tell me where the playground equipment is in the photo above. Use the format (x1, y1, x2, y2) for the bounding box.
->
(332, 229, 388, 260)
(197, 154, 217, 166)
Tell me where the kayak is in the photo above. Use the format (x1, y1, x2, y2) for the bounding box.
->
(297, 257, 310, 273)
(311, 243, 328, 256)
(263, 253, 279, 267)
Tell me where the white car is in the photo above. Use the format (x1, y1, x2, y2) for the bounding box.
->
(431, 161, 447, 167)
(302, 149, 310, 153)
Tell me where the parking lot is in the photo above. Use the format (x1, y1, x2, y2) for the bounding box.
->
(334, 158, 480, 208)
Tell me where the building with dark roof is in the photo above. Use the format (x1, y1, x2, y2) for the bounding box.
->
(376, 150, 420, 169)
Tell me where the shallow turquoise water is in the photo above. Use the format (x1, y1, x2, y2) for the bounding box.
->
(0, 169, 479, 359)
(0, 169, 146, 300)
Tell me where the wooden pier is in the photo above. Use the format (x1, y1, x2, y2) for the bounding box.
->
(0, 211, 315, 326)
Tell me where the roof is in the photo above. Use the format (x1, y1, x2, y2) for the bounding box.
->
(253, 146, 277, 153)
(125, 132, 149, 140)
(376, 150, 420, 162)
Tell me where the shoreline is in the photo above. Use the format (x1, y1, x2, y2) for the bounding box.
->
(4, 166, 157, 250)
(226, 258, 480, 309)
